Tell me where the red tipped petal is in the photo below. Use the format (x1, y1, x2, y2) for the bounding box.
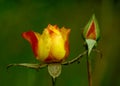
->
(64, 40, 70, 59)
(22, 31, 38, 57)
(64, 29, 71, 59)
(86, 21, 96, 40)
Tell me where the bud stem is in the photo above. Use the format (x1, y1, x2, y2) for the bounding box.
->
(86, 56, 92, 86)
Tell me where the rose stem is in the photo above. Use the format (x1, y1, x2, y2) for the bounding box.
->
(86, 56, 92, 86)
(51, 77, 56, 86)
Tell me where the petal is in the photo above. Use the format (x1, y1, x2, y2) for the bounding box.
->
(22, 31, 39, 58)
(60, 27, 71, 58)
(37, 29, 52, 61)
(60, 27, 71, 41)
(47, 24, 60, 35)
(51, 33, 66, 61)
(86, 21, 96, 40)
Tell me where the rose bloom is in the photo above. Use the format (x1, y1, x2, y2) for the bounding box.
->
(22, 24, 70, 63)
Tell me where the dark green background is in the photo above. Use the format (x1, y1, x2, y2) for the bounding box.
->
(0, 0, 120, 86)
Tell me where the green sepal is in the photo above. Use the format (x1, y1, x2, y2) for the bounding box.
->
(48, 63, 62, 79)
(86, 39, 96, 56)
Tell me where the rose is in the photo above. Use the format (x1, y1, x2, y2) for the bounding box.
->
(83, 14, 100, 55)
(22, 24, 71, 63)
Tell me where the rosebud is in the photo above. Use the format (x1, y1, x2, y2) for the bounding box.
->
(83, 14, 100, 41)
(22, 24, 70, 63)
(83, 14, 100, 55)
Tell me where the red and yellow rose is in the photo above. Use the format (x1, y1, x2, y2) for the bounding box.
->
(22, 24, 70, 63)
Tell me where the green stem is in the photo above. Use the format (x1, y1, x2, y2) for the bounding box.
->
(7, 63, 47, 70)
(86, 56, 92, 86)
(51, 77, 56, 86)
(62, 50, 87, 65)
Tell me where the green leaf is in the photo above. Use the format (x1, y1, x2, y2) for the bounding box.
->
(48, 63, 62, 79)
(86, 39, 96, 56)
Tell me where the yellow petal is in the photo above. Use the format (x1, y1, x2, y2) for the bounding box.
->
(50, 33, 66, 61)
(60, 27, 71, 41)
(37, 29, 52, 61)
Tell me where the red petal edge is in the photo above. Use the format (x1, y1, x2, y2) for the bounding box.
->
(22, 31, 38, 57)
(86, 21, 96, 40)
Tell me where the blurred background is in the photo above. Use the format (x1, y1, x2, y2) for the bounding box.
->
(0, 0, 120, 86)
